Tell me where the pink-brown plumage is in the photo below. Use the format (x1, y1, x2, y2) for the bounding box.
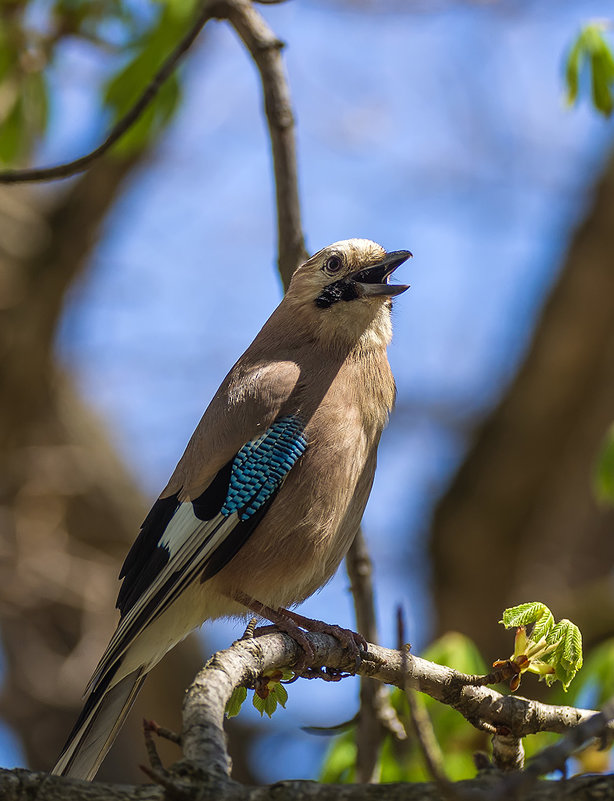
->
(53, 238, 410, 780)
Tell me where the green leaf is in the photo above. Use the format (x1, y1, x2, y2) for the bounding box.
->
(102, 4, 189, 155)
(566, 35, 583, 104)
(500, 602, 552, 633)
(544, 619, 583, 691)
(594, 423, 614, 506)
(319, 733, 356, 784)
(0, 97, 25, 164)
(422, 631, 488, 675)
(532, 609, 555, 643)
(591, 48, 614, 115)
(271, 681, 288, 709)
(225, 686, 247, 718)
(565, 23, 614, 117)
(567, 638, 614, 708)
(252, 690, 279, 718)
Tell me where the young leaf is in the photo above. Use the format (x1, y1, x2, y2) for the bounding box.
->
(271, 681, 288, 709)
(545, 619, 583, 691)
(565, 23, 614, 117)
(253, 690, 279, 718)
(532, 608, 555, 643)
(500, 602, 552, 632)
(567, 638, 614, 708)
(566, 37, 582, 104)
(499, 603, 582, 691)
(225, 685, 247, 718)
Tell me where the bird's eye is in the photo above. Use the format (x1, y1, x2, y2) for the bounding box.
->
(324, 255, 343, 275)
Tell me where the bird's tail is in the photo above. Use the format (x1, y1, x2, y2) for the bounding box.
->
(52, 666, 145, 780)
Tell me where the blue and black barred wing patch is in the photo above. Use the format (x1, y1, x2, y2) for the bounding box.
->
(89, 416, 306, 691)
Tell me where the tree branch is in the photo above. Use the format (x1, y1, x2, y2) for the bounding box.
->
(3, 634, 614, 799)
(347, 532, 406, 782)
(181, 632, 614, 775)
(0, 1, 217, 184)
(221, 0, 308, 286)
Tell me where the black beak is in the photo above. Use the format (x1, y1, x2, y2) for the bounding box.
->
(351, 250, 412, 298)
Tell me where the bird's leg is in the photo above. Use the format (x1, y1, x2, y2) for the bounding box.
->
(233, 592, 367, 669)
(234, 592, 316, 664)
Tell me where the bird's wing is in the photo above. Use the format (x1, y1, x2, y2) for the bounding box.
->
(87, 361, 304, 692)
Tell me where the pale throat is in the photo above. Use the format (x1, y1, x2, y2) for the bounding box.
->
(316, 301, 393, 353)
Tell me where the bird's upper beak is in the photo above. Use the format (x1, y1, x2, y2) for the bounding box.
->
(351, 250, 412, 298)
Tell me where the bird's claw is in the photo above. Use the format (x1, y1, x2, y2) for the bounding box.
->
(278, 609, 368, 670)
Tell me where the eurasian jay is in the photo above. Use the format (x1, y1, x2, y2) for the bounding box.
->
(52, 238, 410, 780)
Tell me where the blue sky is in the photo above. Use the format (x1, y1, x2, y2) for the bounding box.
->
(3, 0, 614, 782)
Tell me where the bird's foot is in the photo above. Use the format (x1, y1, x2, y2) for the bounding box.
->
(234, 592, 367, 671)
(234, 593, 317, 665)
(279, 608, 367, 670)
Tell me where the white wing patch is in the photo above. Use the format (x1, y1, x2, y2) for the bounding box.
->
(87, 503, 237, 693)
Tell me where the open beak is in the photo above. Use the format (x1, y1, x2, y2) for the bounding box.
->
(351, 250, 412, 298)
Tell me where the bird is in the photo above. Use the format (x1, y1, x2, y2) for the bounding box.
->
(52, 238, 411, 780)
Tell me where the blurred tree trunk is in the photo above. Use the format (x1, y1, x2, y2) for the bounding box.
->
(0, 161, 210, 781)
(430, 153, 614, 661)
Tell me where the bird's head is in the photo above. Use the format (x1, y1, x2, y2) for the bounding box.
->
(285, 239, 411, 350)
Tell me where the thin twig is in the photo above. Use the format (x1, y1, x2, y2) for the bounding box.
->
(142, 719, 167, 774)
(397, 608, 449, 787)
(346, 530, 405, 781)
(348, 530, 381, 782)
(147, 719, 182, 746)
(0, 0, 218, 184)
(222, 0, 308, 286)
(347, 530, 379, 645)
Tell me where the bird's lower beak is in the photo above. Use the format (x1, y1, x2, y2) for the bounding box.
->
(351, 250, 412, 298)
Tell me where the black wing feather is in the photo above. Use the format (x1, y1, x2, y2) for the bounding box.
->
(116, 457, 235, 617)
(116, 493, 179, 616)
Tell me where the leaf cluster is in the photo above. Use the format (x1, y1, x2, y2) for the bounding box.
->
(0, 0, 192, 165)
(226, 669, 294, 719)
(500, 602, 583, 691)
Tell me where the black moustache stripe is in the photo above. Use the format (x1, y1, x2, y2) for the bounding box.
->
(315, 279, 360, 309)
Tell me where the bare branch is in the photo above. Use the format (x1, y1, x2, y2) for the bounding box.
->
(347, 531, 379, 645)
(221, 0, 308, 286)
(490, 730, 524, 773)
(0, 1, 217, 184)
(405, 690, 450, 783)
(347, 531, 384, 782)
(346, 532, 406, 781)
(397, 610, 450, 792)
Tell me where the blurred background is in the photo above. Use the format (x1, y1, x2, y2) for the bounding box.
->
(1, 0, 614, 785)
